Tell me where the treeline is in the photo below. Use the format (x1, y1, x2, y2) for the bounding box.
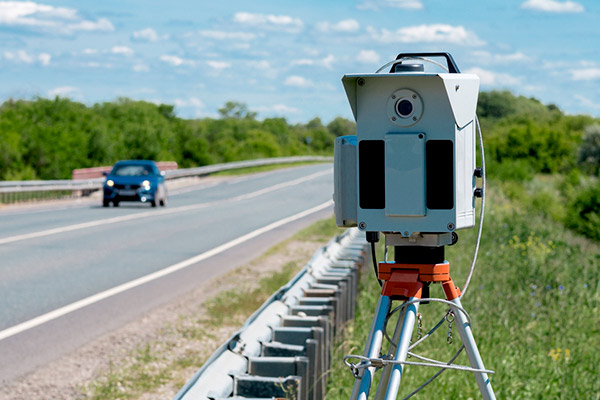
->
(477, 91, 600, 241)
(0, 98, 354, 180)
(1, 91, 599, 239)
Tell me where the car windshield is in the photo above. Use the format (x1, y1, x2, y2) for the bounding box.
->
(112, 164, 154, 176)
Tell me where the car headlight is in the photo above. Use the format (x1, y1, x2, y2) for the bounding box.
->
(142, 180, 151, 190)
(106, 180, 114, 187)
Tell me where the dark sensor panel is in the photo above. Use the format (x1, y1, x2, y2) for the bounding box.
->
(426, 140, 454, 210)
(359, 140, 385, 209)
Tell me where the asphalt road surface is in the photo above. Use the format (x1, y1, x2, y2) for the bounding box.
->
(0, 163, 334, 382)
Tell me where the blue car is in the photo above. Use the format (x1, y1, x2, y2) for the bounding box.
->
(103, 160, 168, 207)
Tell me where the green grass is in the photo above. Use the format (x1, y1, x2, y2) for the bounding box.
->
(204, 261, 299, 327)
(326, 182, 600, 399)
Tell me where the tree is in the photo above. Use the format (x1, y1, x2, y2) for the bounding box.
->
(218, 101, 257, 120)
(327, 116, 356, 137)
(578, 124, 600, 175)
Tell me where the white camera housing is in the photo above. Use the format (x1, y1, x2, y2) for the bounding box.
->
(334, 64, 480, 236)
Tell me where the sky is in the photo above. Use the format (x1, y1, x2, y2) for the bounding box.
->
(0, 0, 598, 123)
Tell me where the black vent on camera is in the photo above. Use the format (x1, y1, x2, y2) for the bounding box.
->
(359, 140, 385, 209)
(426, 140, 454, 210)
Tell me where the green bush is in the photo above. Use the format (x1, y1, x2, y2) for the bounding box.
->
(578, 124, 600, 175)
(565, 184, 600, 240)
(488, 158, 535, 181)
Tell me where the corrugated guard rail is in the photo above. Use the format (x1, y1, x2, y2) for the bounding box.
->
(0, 156, 333, 194)
(173, 228, 368, 400)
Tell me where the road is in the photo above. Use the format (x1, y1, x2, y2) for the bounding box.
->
(0, 163, 334, 382)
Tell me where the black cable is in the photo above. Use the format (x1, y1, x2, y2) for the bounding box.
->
(371, 241, 383, 287)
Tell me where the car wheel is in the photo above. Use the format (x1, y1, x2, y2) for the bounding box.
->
(150, 200, 157, 207)
(103, 200, 109, 207)
(159, 196, 167, 207)
(113, 201, 119, 207)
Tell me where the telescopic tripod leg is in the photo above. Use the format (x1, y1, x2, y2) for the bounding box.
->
(448, 296, 496, 400)
(350, 295, 392, 400)
(378, 297, 420, 400)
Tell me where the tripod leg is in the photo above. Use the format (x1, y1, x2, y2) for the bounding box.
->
(449, 297, 496, 400)
(373, 306, 406, 400)
(381, 298, 420, 400)
(350, 295, 392, 400)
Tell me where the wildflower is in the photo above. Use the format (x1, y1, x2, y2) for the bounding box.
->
(549, 348, 561, 361)
(559, 285, 564, 291)
(548, 348, 570, 362)
(546, 285, 551, 290)
(530, 284, 537, 290)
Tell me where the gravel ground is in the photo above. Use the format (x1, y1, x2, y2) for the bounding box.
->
(0, 236, 326, 400)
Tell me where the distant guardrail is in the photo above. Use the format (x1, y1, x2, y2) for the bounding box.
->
(0, 156, 332, 203)
(173, 228, 367, 400)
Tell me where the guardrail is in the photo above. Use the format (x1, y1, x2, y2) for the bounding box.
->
(173, 228, 368, 400)
(0, 156, 332, 204)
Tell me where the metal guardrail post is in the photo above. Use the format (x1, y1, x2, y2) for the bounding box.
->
(174, 228, 368, 400)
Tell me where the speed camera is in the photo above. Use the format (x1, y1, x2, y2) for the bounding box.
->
(334, 52, 480, 237)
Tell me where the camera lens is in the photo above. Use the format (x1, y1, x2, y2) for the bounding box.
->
(396, 99, 413, 117)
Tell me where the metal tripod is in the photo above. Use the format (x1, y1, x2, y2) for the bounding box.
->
(346, 245, 496, 399)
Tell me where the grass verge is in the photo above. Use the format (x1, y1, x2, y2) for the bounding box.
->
(326, 182, 600, 399)
(81, 215, 344, 399)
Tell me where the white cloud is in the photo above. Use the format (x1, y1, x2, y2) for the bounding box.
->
(357, 50, 381, 64)
(465, 67, 522, 86)
(197, 30, 256, 41)
(160, 55, 194, 67)
(573, 94, 600, 110)
(82, 48, 98, 55)
(256, 104, 301, 114)
(521, 0, 584, 13)
(174, 97, 205, 117)
(111, 46, 134, 56)
(38, 52, 51, 66)
(322, 54, 335, 69)
(132, 28, 165, 42)
(174, 97, 205, 108)
(84, 61, 113, 68)
(0, 1, 114, 34)
(472, 50, 531, 64)
(358, 0, 424, 10)
(317, 19, 360, 33)
(4, 49, 34, 63)
(569, 68, 600, 80)
(248, 60, 271, 70)
(47, 86, 80, 98)
(291, 58, 314, 67)
(367, 24, 485, 46)
(542, 59, 595, 71)
(206, 60, 231, 70)
(291, 54, 335, 69)
(233, 12, 303, 33)
(284, 75, 314, 87)
(132, 64, 149, 72)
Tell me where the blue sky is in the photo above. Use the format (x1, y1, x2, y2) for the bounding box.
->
(0, 0, 598, 122)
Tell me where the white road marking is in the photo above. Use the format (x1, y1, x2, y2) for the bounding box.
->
(0, 169, 331, 246)
(0, 199, 333, 341)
